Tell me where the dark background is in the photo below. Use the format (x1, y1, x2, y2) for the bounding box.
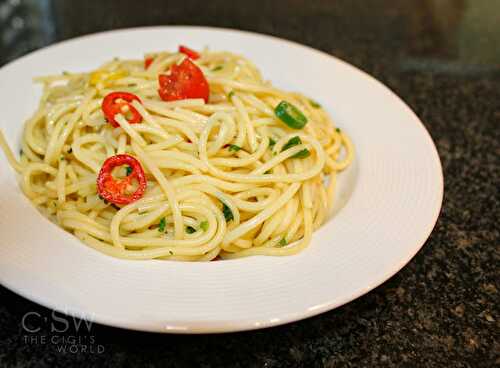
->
(0, 0, 499, 367)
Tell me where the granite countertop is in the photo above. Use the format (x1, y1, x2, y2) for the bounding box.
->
(0, 0, 498, 367)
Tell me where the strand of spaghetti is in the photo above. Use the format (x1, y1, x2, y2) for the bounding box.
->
(24, 108, 47, 155)
(56, 159, 67, 204)
(131, 141, 184, 240)
(223, 182, 300, 245)
(114, 114, 147, 146)
(0, 130, 24, 172)
(44, 90, 95, 165)
(210, 134, 268, 167)
(232, 95, 257, 152)
(208, 78, 284, 96)
(221, 206, 312, 258)
(199, 129, 326, 183)
(329, 132, 354, 170)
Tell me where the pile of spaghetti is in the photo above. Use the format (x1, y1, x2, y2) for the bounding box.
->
(0, 46, 353, 261)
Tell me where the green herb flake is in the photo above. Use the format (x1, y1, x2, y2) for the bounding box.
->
(228, 91, 235, 99)
(269, 137, 276, 147)
(19, 149, 23, 156)
(200, 220, 209, 232)
(221, 202, 234, 222)
(186, 226, 196, 234)
(282, 136, 302, 151)
(264, 169, 272, 174)
(292, 148, 310, 159)
(335, 127, 341, 133)
(309, 99, 321, 108)
(228, 144, 241, 152)
(212, 65, 223, 72)
(277, 238, 288, 247)
(125, 166, 133, 176)
(158, 217, 166, 232)
(169, 250, 173, 255)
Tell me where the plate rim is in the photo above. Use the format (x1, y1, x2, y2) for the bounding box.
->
(0, 25, 444, 333)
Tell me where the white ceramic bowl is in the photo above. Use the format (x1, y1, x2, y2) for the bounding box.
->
(0, 27, 443, 333)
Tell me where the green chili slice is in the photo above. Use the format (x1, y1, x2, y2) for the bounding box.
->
(274, 101, 308, 129)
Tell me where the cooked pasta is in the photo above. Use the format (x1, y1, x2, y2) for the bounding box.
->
(0, 47, 354, 261)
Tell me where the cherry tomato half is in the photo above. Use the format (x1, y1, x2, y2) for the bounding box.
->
(178, 45, 200, 60)
(158, 58, 209, 103)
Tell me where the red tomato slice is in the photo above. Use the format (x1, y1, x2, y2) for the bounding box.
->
(158, 58, 209, 102)
(178, 45, 200, 60)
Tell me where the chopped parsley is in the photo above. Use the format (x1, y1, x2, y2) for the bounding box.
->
(212, 65, 223, 72)
(200, 220, 209, 231)
(264, 169, 272, 174)
(125, 166, 132, 176)
(228, 144, 241, 152)
(281, 136, 309, 159)
(282, 136, 302, 151)
(186, 226, 196, 234)
(277, 238, 288, 247)
(309, 99, 321, 108)
(169, 250, 173, 255)
(158, 217, 166, 232)
(292, 149, 310, 159)
(335, 127, 341, 133)
(228, 91, 235, 99)
(221, 202, 234, 222)
(269, 137, 276, 147)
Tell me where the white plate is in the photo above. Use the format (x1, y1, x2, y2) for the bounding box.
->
(0, 27, 443, 333)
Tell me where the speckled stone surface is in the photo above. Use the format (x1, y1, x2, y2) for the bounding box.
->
(0, 0, 499, 367)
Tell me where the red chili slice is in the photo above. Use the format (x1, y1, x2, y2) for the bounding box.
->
(97, 154, 147, 205)
(101, 92, 143, 128)
(158, 58, 209, 102)
(178, 45, 200, 60)
(144, 57, 154, 69)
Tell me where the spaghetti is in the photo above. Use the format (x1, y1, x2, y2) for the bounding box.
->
(0, 47, 354, 261)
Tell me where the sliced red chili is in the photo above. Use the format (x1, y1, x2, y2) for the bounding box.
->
(144, 57, 154, 69)
(158, 58, 209, 102)
(97, 154, 147, 205)
(178, 45, 200, 60)
(101, 92, 143, 128)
